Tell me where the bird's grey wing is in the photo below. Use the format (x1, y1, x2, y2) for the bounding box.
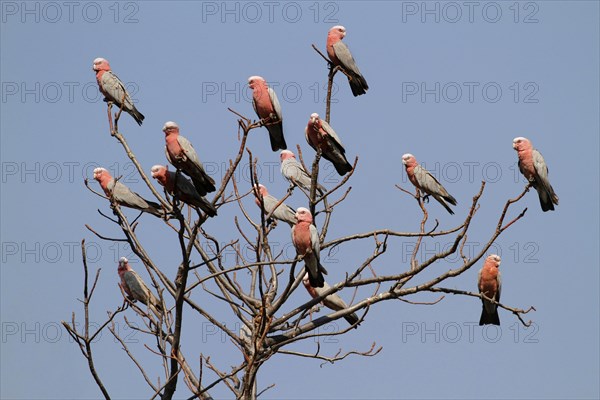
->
(111, 181, 150, 209)
(176, 174, 203, 199)
(123, 270, 150, 304)
(532, 149, 554, 194)
(496, 270, 502, 303)
(177, 135, 201, 166)
(321, 120, 345, 150)
(310, 224, 320, 263)
(413, 164, 450, 197)
(268, 87, 283, 121)
(332, 41, 362, 76)
(101, 71, 133, 108)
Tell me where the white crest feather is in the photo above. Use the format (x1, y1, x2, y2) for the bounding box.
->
(162, 121, 179, 131)
(248, 76, 265, 83)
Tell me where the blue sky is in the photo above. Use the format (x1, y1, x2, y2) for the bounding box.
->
(1, 1, 599, 399)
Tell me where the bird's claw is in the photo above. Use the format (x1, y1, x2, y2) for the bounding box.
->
(422, 194, 430, 203)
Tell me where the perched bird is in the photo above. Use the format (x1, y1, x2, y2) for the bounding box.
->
(478, 254, 502, 326)
(151, 165, 216, 217)
(302, 273, 359, 327)
(305, 113, 352, 176)
(291, 208, 327, 288)
(92, 58, 144, 125)
(280, 150, 325, 195)
(326, 26, 369, 97)
(513, 137, 559, 212)
(401, 153, 457, 215)
(163, 121, 216, 196)
(253, 184, 296, 227)
(118, 257, 163, 318)
(93, 167, 162, 217)
(248, 76, 287, 151)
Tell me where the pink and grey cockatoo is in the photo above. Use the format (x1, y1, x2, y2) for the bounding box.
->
(512, 137, 559, 212)
(478, 254, 502, 326)
(118, 257, 163, 318)
(401, 153, 457, 215)
(326, 26, 369, 97)
(302, 273, 359, 327)
(163, 121, 216, 196)
(151, 165, 217, 217)
(305, 113, 352, 176)
(92, 58, 144, 125)
(253, 184, 296, 227)
(280, 150, 325, 195)
(248, 76, 287, 151)
(93, 167, 162, 217)
(291, 208, 327, 288)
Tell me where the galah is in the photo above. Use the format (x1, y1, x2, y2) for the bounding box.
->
(302, 273, 359, 327)
(401, 153, 457, 215)
(305, 113, 352, 176)
(253, 184, 296, 227)
(280, 150, 325, 195)
(93, 167, 162, 217)
(151, 165, 217, 217)
(163, 121, 216, 196)
(248, 76, 287, 151)
(326, 26, 369, 97)
(478, 254, 502, 326)
(513, 137, 559, 212)
(291, 208, 327, 288)
(92, 58, 144, 125)
(118, 257, 163, 318)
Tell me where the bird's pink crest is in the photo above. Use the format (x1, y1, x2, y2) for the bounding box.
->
(151, 165, 167, 178)
(328, 25, 346, 39)
(487, 254, 501, 263)
(512, 137, 531, 151)
(295, 207, 313, 223)
(92, 58, 110, 71)
(118, 257, 132, 275)
(401, 153, 416, 166)
(93, 167, 110, 180)
(254, 184, 268, 197)
(162, 121, 179, 133)
(280, 150, 295, 161)
(248, 76, 266, 89)
(484, 254, 501, 269)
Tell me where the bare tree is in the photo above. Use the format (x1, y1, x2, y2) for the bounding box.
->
(63, 44, 536, 400)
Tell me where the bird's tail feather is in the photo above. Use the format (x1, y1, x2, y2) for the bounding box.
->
(435, 195, 455, 215)
(344, 312, 360, 328)
(131, 106, 145, 126)
(479, 307, 500, 326)
(267, 124, 287, 151)
(349, 73, 369, 97)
